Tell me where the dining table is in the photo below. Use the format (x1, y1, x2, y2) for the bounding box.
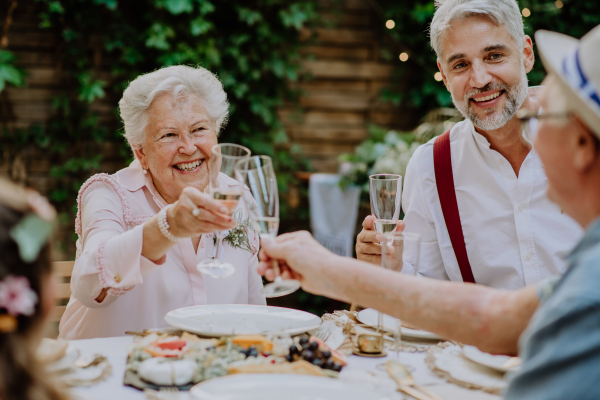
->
(69, 335, 503, 400)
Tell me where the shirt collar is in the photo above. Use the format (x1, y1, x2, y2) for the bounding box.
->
(116, 159, 146, 192)
(566, 216, 600, 264)
(465, 120, 492, 150)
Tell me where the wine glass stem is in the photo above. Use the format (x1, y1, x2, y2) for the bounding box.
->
(215, 230, 224, 261)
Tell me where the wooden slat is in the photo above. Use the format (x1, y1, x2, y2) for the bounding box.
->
(291, 127, 368, 141)
(302, 60, 393, 79)
(49, 305, 66, 323)
(299, 92, 374, 110)
(23, 68, 63, 86)
(6, 32, 57, 48)
(300, 28, 376, 45)
(309, 159, 339, 173)
(52, 261, 75, 278)
(301, 45, 371, 61)
(280, 110, 366, 127)
(4, 87, 55, 102)
(55, 282, 72, 300)
(296, 80, 369, 92)
(299, 143, 356, 156)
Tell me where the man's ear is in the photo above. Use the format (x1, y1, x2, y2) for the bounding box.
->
(523, 35, 535, 73)
(134, 147, 147, 169)
(573, 116, 598, 171)
(437, 60, 450, 91)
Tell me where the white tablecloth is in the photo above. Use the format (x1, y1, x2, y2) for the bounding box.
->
(70, 336, 502, 400)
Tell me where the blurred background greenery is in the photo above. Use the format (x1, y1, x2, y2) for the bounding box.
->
(0, 0, 599, 316)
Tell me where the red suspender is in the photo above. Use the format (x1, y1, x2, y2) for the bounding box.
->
(433, 130, 476, 284)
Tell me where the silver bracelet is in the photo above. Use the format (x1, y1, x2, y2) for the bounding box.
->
(158, 205, 179, 242)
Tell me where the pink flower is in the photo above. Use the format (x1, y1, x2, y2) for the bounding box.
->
(0, 275, 38, 317)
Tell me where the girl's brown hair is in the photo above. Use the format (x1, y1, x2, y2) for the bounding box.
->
(0, 179, 70, 400)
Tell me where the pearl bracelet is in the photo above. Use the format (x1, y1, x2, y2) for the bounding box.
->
(158, 205, 179, 243)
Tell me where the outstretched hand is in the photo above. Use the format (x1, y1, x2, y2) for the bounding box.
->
(356, 215, 405, 265)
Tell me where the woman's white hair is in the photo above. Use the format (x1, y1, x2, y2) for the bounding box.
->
(119, 65, 229, 153)
(430, 0, 525, 62)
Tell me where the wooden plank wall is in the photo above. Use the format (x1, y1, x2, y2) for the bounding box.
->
(284, 0, 414, 173)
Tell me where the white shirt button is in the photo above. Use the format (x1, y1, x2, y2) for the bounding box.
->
(525, 253, 533, 261)
(499, 159, 505, 165)
(518, 205, 524, 212)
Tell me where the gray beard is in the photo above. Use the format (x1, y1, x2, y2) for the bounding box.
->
(451, 65, 528, 131)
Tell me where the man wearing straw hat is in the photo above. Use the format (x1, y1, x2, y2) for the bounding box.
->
(357, 0, 583, 291)
(259, 24, 600, 398)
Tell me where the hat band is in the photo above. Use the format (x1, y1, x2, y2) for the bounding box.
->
(563, 47, 600, 108)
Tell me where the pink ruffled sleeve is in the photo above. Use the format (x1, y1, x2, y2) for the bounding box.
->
(71, 178, 165, 308)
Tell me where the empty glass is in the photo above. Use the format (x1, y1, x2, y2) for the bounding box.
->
(381, 230, 421, 359)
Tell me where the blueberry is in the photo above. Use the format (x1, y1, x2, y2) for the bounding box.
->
(332, 363, 342, 372)
(321, 350, 332, 359)
(303, 350, 315, 361)
(207, 346, 216, 351)
(323, 360, 335, 370)
(308, 341, 319, 351)
(249, 349, 259, 358)
(285, 354, 294, 362)
(312, 358, 323, 367)
(289, 345, 299, 355)
(299, 337, 309, 346)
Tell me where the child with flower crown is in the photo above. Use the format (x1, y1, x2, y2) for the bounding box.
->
(0, 178, 71, 400)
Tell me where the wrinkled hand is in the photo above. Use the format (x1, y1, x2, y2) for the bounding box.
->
(167, 186, 237, 238)
(356, 216, 405, 266)
(257, 231, 340, 296)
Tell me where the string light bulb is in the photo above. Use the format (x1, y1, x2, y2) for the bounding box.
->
(399, 52, 409, 62)
(434, 72, 443, 81)
(522, 8, 531, 17)
(555, 0, 563, 8)
(386, 20, 395, 29)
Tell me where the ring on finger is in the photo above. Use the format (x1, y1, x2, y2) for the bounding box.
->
(192, 207, 200, 217)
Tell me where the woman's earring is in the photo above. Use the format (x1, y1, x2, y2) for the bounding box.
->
(143, 169, 148, 175)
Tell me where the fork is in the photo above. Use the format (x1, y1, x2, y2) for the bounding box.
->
(159, 387, 179, 400)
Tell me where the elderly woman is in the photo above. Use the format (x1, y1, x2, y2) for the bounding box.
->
(59, 65, 265, 340)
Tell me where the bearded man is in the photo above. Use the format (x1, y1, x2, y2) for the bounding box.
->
(356, 0, 582, 289)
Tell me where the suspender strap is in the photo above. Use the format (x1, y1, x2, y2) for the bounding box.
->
(433, 130, 476, 284)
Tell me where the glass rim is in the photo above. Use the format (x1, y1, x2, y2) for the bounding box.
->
(211, 143, 251, 159)
(369, 174, 402, 181)
(234, 155, 274, 171)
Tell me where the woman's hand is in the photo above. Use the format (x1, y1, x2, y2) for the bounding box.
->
(257, 231, 340, 296)
(168, 186, 237, 238)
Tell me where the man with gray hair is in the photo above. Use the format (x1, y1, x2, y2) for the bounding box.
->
(357, 0, 582, 290)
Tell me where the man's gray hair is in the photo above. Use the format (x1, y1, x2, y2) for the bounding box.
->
(119, 65, 229, 152)
(430, 0, 525, 61)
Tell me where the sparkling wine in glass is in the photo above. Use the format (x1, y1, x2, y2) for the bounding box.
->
(197, 143, 250, 279)
(369, 174, 402, 335)
(235, 155, 301, 298)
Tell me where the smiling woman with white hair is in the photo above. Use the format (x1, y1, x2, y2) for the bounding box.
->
(58, 65, 266, 340)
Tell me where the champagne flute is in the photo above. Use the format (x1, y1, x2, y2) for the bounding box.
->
(381, 231, 420, 360)
(235, 155, 301, 298)
(369, 174, 402, 335)
(197, 143, 250, 279)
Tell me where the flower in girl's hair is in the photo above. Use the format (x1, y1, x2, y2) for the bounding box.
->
(0, 275, 38, 317)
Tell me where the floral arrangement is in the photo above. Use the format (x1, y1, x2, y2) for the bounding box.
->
(214, 209, 258, 253)
(338, 125, 421, 195)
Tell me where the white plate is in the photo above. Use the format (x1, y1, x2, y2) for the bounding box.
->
(190, 374, 391, 400)
(356, 308, 444, 341)
(164, 304, 321, 337)
(462, 345, 521, 373)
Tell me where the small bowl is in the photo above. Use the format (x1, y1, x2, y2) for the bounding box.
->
(357, 333, 384, 354)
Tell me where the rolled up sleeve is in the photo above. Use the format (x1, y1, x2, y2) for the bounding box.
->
(71, 181, 164, 308)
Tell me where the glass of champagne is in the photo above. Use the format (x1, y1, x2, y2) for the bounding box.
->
(369, 174, 402, 335)
(235, 155, 301, 298)
(197, 143, 250, 279)
(381, 230, 421, 360)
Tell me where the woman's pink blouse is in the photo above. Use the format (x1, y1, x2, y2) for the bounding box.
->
(58, 160, 265, 339)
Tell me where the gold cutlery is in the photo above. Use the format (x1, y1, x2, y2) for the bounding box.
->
(386, 359, 446, 400)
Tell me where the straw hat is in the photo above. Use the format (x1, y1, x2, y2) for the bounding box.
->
(535, 26, 600, 138)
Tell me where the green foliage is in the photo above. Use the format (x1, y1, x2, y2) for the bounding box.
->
(12, 0, 317, 224)
(0, 50, 26, 92)
(378, 0, 600, 114)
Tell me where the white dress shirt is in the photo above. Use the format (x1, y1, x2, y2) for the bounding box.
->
(402, 119, 583, 289)
(59, 160, 266, 340)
